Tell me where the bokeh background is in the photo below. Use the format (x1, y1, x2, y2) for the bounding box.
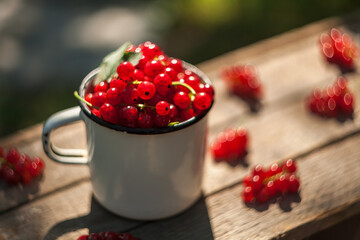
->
(1, 0, 360, 137)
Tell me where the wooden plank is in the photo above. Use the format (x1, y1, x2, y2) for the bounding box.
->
(129, 133, 360, 240)
(208, 133, 360, 240)
(203, 73, 360, 195)
(0, 181, 141, 240)
(0, 122, 90, 212)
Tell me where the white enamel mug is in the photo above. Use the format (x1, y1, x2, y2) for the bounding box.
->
(42, 63, 213, 220)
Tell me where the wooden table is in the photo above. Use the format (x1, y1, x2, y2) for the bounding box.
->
(1, 14, 360, 240)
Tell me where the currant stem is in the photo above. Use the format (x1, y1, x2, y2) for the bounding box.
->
(171, 81, 196, 101)
(167, 121, 180, 126)
(74, 91, 99, 109)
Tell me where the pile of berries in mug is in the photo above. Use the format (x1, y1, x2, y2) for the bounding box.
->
(84, 41, 214, 128)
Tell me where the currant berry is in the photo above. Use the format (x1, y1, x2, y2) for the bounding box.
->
(144, 60, 165, 78)
(168, 104, 179, 121)
(106, 87, 123, 105)
(122, 86, 139, 105)
(266, 163, 282, 177)
(173, 91, 191, 110)
(198, 83, 215, 99)
(153, 73, 172, 96)
(137, 112, 154, 128)
(119, 106, 139, 128)
(100, 103, 119, 124)
(283, 159, 297, 173)
(137, 81, 156, 100)
(117, 61, 135, 81)
(222, 65, 263, 101)
(92, 92, 107, 108)
(166, 58, 183, 72)
(6, 148, 20, 165)
(242, 186, 255, 203)
(132, 69, 145, 81)
(165, 67, 178, 81)
(109, 78, 127, 92)
(180, 108, 196, 121)
(94, 81, 109, 93)
(156, 101, 170, 116)
(193, 92, 211, 111)
(253, 164, 265, 179)
(274, 174, 288, 194)
(320, 28, 358, 70)
(184, 75, 201, 91)
(250, 175, 262, 192)
(288, 174, 300, 193)
(154, 113, 170, 127)
(85, 93, 93, 105)
(141, 41, 163, 59)
(136, 54, 150, 71)
(264, 180, 277, 198)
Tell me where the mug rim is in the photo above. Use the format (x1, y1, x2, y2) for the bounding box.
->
(78, 62, 214, 135)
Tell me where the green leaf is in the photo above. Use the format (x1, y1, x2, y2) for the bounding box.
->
(94, 42, 131, 85)
(124, 51, 142, 66)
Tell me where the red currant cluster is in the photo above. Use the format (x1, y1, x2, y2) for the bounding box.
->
(210, 127, 248, 162)
(0, 146, 45, 185)
(82, 41, 214, 128)
(242, 159, 300, 203)
(306, 77, 354, 118)
(320, 28, 359, 71)
(77, 231, 139, 240)
(221, 65, 263, 101)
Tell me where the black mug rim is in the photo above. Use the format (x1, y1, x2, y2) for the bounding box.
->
(78, 62, 214, 135)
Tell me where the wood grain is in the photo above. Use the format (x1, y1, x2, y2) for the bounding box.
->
(203, 73, 360, 195)
(0, 181, 141, 240)
(207, 133, 360, 240)
(0, 122, 90, 212)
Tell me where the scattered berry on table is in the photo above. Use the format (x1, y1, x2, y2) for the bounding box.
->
(221, 64, 263, 102)
(0, 146, 45, 185)
(319, 28, 359, 71)
(77, 231, 140, 240)
(241, 159, 300, 204)
(78, 41, 215, 128)
(306, 77, 355, 119)
(211, 127, 248, 162)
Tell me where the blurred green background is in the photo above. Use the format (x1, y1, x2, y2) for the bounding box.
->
(1, 0, 360, 137)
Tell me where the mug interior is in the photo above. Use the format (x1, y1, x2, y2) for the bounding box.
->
(78, 62, 214, 135)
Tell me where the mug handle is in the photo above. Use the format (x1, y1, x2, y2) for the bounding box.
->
(42, 106, 88, 164)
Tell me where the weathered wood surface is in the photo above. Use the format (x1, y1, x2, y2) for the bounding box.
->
(1, 15, 360, 239)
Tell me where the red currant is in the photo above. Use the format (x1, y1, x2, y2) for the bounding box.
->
(153, 73, 172, 96)
(242, 186, 255, 203)
(117, 61, 135, 81)
(144, 60, 165, 78)
(137, 81, 156, 100)
(193, 92, 211, 111)
(173, 91, 191, 109)
(137, 112, 154, 128)
(288, 175, 300, 193)
(94, 81, 109, 93)
(122, 86, 139, 105)
(92, 92, 107, 108)
(106, 87, 123, 105)
(100, 103, 119, 124)
(154, 113, 170, 127)
(119, 106, 139, 127)
(109, 79, 127, 92)
(166, 58, 183, 72)
(156, 101, 170, 116)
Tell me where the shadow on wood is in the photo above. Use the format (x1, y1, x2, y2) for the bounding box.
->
(43, 196, 142, 240)
(44, 194, 214, 240)
(245, 192, 302, 212)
